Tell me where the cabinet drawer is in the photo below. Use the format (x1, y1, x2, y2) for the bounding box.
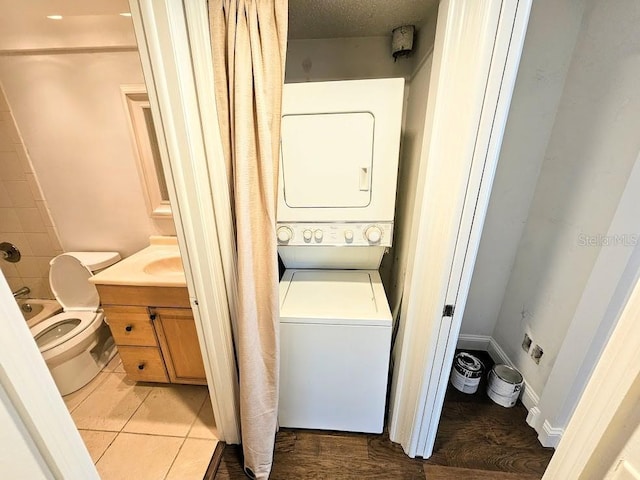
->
(104, 306, 157, 347)
(118, 346, 169, 383)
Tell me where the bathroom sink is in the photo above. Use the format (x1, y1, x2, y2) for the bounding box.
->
(89, 237, 187, 287)
(143, 256, 184, 276)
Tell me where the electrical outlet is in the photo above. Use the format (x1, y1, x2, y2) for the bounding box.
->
(532, 345, 544, 364)
(522, 333, 532, 353)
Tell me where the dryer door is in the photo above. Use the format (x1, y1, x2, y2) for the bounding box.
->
(281, 112, 374, 209)
(277, 79, 404, 223)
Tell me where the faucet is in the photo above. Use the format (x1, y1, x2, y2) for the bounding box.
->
(12, 286, 30, 298)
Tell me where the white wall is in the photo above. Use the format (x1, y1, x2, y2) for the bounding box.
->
(0, 9, 175, 260)
(530, 155, 640, 446)
(388, 14, 438, 318)
(493, 0, 640, 394)
(0, 50, 174, 258)
(461, 0, 586, 336)
(286, 36, 413, 83)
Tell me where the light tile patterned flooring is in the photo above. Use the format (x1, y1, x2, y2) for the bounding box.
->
(63, 353, 218, 480)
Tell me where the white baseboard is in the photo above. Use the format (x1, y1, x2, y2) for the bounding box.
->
(457, 334, 564, 446)
(526, 406, 542, 430)
(526, 406, 564, 447)
(539, 420, 564, 448)
(456, 334, 491, 351)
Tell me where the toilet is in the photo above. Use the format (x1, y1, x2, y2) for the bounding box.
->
(30, 252, 121, 395)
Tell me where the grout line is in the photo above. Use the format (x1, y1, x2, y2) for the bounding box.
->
(91, 430, 118, 466)
(75, 363, 125, 465)
(117, 379, 153, 435)
(84, 371, 153, 466)
(163, 436, 189, 480)
(185, 390, 209, 438)
(109, 431, 187, 439)
(64, 370, 111, 413)
(77, 427, 124, 434)
(77, 366, 214, 471)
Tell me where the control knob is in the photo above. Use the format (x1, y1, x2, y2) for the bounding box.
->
(314, 229, 323, 242)
(344, 230, 354, 242)
(303, 229, 313, 242)
(277, 226, 293, 243)
(365, 225, 383, 244)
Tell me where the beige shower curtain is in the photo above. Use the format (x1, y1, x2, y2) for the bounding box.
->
(209, 0, 287, 478)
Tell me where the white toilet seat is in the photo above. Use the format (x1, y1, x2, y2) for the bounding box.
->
(31, 311, 102, 359)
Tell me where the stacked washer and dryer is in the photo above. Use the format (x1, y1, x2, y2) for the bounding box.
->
(276, 78, 404, 433)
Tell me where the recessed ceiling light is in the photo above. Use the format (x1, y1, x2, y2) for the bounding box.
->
(47, 15, 63, 20)
(120, 12, 132, 17)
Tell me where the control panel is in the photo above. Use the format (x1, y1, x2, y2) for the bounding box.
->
(276, 222, 393, 247)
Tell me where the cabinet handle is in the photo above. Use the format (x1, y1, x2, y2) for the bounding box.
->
(137, 363, 145, 370)
(149, 314, 156, 321)
(125, 325, 133, 332)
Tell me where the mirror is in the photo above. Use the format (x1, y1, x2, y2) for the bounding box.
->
(121, 85, 171, 219)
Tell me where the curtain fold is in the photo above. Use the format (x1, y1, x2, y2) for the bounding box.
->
(209, 0, 287, 478)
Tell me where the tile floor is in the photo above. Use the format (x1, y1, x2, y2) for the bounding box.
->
(63, 352, 218, 480)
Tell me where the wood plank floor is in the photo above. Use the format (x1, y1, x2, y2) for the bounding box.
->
(214, 351, 554, 479)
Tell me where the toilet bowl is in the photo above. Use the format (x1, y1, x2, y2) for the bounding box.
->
(31, 252, 121, 395)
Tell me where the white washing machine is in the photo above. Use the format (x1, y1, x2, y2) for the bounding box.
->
(279, 269, 391, 433)
(277, 78, 404, 434)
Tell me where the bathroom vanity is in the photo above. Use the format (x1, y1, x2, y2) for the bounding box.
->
(97, 285, 205, 384)
(90, 237, 206, 385)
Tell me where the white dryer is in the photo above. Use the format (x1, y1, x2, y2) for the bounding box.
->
(278, 78, 404, 224)
(277, 78, 404, 434)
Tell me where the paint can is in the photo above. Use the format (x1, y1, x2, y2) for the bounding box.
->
(487, 364, 523, 408)
(450, 352, 484, 394)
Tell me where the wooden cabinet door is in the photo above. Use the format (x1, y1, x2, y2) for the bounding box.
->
(153, 307, 207, 385)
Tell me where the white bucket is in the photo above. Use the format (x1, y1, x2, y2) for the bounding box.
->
(487, 364, 523, 408)
(450, 352, 484, 394)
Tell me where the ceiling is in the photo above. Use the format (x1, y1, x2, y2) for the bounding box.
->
(288, 0, 438, 39)
(0, 0, 438, 49)
(0, 0, 133, 50)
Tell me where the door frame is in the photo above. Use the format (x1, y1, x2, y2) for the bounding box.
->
(2, 1, 638, 477)
(0, 275, 99, 478)
(388, 0, 533, 458)
(129, 0, 241, 443)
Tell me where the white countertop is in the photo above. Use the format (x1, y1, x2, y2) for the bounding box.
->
(89, 236, 187, 287)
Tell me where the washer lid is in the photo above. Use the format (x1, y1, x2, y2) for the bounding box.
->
(279, 270, 391, 326)
(49, 254, 104, 311)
